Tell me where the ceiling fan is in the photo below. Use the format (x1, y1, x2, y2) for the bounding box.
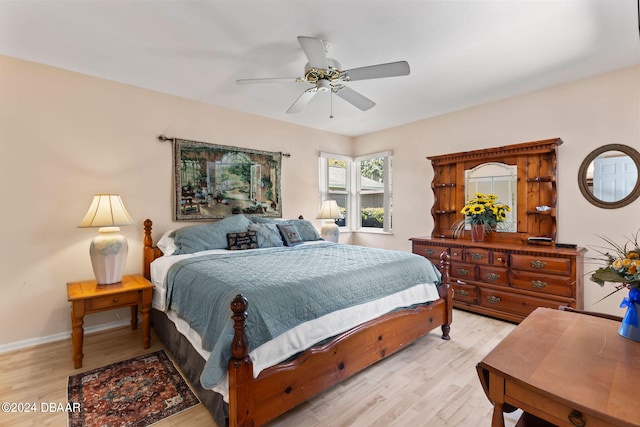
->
(237, 36, 410, 115)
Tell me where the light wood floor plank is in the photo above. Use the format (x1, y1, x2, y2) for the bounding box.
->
(0, 309, 521, 426)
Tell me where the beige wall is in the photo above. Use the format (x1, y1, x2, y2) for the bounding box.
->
(1, 55, 638, 348)
(352, 64, 640, 317)
(0, 55, 351, 348)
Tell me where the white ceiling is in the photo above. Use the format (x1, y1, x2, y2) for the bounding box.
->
(1, 1, 638, 137)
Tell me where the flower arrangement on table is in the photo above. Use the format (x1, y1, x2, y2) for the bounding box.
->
(590, 232, 640, 339)
(453, 193, 511, 237)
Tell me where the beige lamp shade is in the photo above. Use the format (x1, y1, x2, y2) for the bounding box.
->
(316, 200, 343, 220)
(316, 200, 342, 243)
(78, 194, 134, 229)
(78, 194, 133, 285)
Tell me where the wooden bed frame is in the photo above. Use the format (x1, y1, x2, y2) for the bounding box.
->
(143, 219, 453, 427)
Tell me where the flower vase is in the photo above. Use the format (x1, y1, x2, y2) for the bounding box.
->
(618, 287, 640, 342)
(471, 224, 484, 243)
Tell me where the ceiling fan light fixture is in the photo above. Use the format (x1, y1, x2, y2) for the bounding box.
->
(317, 79, 331, 92)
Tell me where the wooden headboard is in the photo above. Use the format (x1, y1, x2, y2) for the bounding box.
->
(143, 219, 164, 280)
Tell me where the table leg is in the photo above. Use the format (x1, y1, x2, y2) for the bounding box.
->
(141, 288, 152, 349)
(130, 305, 138, 330)
(70, 301, 85, 369)
(488, 371, 506, 427)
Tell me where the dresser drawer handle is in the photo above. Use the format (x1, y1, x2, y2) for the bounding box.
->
(495, 257, 505, 263)
(531, 280, 547, 289)
(425, 249, 435, 256)
(112, 297, 119, 303)
(452, 251, 459, 257)
(456, 289, 469, 297)
(568, 410, 586, 427)
(487, 296, 501, 304)
(487, 273, 500, 281)
(471, 253, 484, 260)
(457, 268, 469, 276)
(530, 260, 547, 269)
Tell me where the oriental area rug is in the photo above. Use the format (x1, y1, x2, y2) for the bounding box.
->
(67, 350, 199, 427)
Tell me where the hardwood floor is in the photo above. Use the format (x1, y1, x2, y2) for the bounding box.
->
(0, 309, 520, 427)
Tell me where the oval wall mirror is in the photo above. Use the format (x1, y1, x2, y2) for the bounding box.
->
(578, 144, 640, 209)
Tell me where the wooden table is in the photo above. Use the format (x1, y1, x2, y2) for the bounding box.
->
(67, 274, 153, 368)
(477, 307, 640, 427)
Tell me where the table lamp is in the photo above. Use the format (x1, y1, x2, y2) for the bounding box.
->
(316, 200, 343, 243)
(78, 194, 134, 285)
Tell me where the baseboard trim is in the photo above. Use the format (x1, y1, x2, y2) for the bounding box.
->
(0, 318, 133, 354)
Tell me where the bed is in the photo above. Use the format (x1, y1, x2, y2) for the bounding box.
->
(142, 215, 452, 427)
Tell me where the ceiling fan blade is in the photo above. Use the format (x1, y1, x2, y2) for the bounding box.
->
(286, 88, 317, 114)
(237, 77, 298, 85)
(334, 86, 376, 111)
(297, 36, 328, 69)
(342, 61, 410, 81)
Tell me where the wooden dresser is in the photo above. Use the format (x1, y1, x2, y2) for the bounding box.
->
(411, 238, 585, 322)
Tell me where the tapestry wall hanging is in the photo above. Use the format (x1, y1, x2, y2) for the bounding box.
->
(174, 139, 282, 221)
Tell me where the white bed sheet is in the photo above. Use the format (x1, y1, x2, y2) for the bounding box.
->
(150, 244, 440, 402)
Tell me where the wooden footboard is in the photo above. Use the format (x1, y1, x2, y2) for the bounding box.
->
(228, 253, 452, 427)
(143, 219, 453, 427)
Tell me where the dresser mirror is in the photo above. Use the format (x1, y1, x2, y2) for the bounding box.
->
(577, 144, 640, 209)
(464, 162, 517, 232)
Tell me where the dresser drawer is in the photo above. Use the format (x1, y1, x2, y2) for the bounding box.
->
(506, 382, 616, 427)
(448, 247, 464, 262)
(479, 288, 562, 317)
(413, 243, 448, 261)
(450, 262, 476, 280)
(511, 271, 573, 297)
(86, 291, 139, 311)
(465, 248, 491, 265)
(510, 254, 571, 275)
(452, 281, 477, 304)
(478, 266, 509, 286)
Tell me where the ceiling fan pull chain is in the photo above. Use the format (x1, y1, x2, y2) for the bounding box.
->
(330, 89, 334, 119)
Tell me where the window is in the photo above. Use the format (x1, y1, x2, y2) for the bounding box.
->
(320, 151, 392, 232)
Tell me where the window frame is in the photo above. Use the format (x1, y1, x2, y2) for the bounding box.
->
(319, 151, 392, 234)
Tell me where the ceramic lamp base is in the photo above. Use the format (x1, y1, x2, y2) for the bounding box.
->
(320, 220, 340, 243)
(90, 227, 128, 285)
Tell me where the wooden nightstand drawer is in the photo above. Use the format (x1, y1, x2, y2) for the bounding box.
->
(511, 254, 570, 275)
(86, 291, 139, 311)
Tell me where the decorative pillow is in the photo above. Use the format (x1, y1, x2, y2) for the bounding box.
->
(156, 230, 177, 256)
(173, 214, 254, 254)
(288, 219, 322, 241)
(248, 223, 284, 248)
(227, 231, 259, 250)
(277, 223, 304, 247)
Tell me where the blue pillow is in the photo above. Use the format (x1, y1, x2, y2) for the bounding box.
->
(277, 223, 304, 246)
(248, 223, 284, 248)
(287, 219, 321, 241)
(173, 214, 253, 254)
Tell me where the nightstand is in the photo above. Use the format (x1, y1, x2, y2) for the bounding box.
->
(67, 274, 153, 368)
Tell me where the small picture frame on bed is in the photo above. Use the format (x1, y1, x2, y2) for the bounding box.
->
(173, 139, 282, 221)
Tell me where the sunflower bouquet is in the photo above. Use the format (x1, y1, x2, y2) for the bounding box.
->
(590, 231, 640, 295)
(453, 193, 511, 237)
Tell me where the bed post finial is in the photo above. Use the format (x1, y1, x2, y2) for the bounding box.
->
(230, 294, 249, 360)
(144, 219, 153, 248)
(440, 250, 452, 340)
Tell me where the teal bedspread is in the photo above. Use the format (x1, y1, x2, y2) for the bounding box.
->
(164, 242, 441, 388)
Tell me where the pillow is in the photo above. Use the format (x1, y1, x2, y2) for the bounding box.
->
(173, 214, 254, 254)
(249, 216, 280, 224)
(156, 230, 177, 256)
(277, 223, 304, 247)
(287, 219, 321, 241)
(227, 231, 259, 250)
(248, 223, 284, 248)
